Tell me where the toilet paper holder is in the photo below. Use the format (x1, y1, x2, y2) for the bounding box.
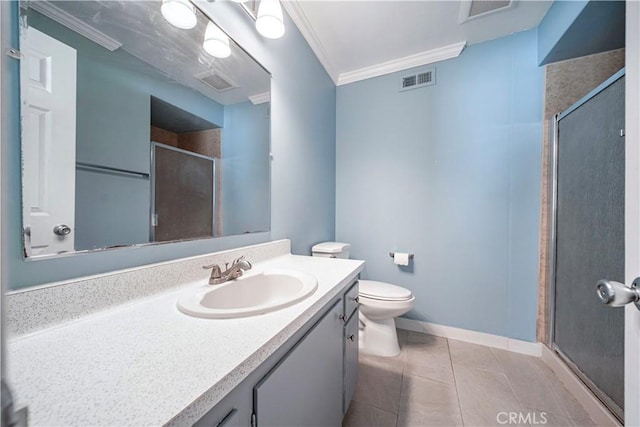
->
(389, 252, 414, 259)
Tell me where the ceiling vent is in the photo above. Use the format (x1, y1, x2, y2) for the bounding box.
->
(196, 71, 237, 92)
(459, 0, 512, 23)
(400, 68, 435, 92)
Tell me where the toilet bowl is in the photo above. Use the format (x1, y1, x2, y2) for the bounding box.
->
(311, 242, 415, 357)
(358, 280, 415, 357)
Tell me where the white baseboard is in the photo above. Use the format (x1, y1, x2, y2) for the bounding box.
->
(541, 345, 620, 426)
(395, 318, 542, 357)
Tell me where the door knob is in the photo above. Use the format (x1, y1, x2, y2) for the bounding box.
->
(596, 278, 640, 310)
(53, 224, 71, 236)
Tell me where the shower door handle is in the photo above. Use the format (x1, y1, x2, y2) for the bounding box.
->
(596, 278, 640, 310)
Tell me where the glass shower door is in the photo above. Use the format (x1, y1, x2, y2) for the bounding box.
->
(552, 73, 625, 421)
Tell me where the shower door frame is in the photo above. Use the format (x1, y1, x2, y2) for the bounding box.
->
(547, 69, 626, 422)
(149, 141, 218, 242)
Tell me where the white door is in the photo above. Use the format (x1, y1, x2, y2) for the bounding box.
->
(20, 27, 76, 256)
(626, 2, 640, 425)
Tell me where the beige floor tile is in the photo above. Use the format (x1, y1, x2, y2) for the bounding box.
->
(361, 352, 405, 375)
(492, 348, 569, 417)
(343, 401, 397, 427)
(399, 374, 460, 415)
(352, 354, 403, 414)
(405, 330, 442, 344)
(397, 409, 463, 427)
(454, 363, 525, 426)
(449, 339, 505, 374)
(568, 416, 596, 426)
(404, 334, 455, 385)
(351, 330, 597, 427)
(523, 407, 572, 427)
(534, 360, 594, 422)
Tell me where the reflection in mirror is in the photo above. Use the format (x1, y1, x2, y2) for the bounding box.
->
(18, 1, 271, 259)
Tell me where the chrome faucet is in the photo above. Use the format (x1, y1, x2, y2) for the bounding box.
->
(203, 256, 252, 285)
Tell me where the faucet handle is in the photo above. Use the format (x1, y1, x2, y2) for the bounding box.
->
(202, 264, 222, 278)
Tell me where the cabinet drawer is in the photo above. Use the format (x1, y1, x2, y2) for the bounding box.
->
(343, 309, 359, 414)
(344, 281, 359, 319)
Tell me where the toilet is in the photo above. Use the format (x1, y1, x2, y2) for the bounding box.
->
(311, 242, 415, 357)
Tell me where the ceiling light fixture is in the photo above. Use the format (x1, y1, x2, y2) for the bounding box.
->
(203, 21, 231, 58)
(161, 0, 197, 30)
(255, 0, 285, 39)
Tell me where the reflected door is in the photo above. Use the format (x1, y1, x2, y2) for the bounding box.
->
(151, 143, 215, 242)
(20, 26, 77, 255)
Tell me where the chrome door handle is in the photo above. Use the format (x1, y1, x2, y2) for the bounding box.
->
(53, 224, 71, 236)
(596, 278, 640, 310)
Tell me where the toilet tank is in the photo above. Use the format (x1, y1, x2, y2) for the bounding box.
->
(311, 242, 351, 259)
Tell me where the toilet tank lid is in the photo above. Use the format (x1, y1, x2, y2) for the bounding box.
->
(311, 242, 350, 254)
(359, 280, 413, 301)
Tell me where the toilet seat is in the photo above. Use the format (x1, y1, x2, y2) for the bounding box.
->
(359, 280, 413, 301)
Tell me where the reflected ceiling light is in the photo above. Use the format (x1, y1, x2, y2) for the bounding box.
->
(203, 22, 231, 58)
(161, 0, 197, 30)
(256, 0, 285, 39)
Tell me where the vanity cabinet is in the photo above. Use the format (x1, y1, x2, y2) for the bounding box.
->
(195, 279, 359, 427)
(253, 299, 344, 426)
(343, 282, 359, 414)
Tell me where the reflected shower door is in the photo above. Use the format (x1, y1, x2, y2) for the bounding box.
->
(152, 143, 215, 242)
(552, 74, 625, 420)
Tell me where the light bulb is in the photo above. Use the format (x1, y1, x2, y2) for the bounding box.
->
(203, 22, 231, 58)
(256, 0, 285, 39)
(161, 0, 197, 30)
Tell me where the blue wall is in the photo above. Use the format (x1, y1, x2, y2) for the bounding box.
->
(4, 2, 336, 289)
(538, 0, 625, 65)
(336, 30, 543, 342)
(222, 101, 271, 236)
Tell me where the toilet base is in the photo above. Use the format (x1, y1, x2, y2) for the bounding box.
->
(358, 312, 400, 357)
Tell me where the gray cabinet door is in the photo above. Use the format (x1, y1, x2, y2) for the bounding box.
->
(343, 310, 359, 414)
(254, 299, 344, 427)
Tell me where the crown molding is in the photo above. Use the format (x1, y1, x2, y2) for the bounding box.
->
(337, 41, 466, 86)
(249, 92, 270, 105)
(27, 1, 122, 51)
(281, 0, 340, 84)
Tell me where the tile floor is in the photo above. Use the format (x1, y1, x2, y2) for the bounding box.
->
(343, 330, 596, 427)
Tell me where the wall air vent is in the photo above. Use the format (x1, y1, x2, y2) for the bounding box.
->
(402, 75, 417, 89)
(399, 67, 435, 92)
(196, 71, 237, 92)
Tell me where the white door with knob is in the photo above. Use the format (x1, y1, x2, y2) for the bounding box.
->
(20, 26, 76, 256)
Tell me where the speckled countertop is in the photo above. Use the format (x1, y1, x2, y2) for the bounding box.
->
(7, 254, 364, 426)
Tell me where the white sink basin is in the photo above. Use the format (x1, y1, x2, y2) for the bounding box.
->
(177, 269, 318, 319)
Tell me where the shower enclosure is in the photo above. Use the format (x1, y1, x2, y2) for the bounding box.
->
(549, 70, 625, 421)
(151, 142, 217, 242)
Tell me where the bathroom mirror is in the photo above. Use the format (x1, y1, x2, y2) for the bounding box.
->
(18, 0, 271, 259)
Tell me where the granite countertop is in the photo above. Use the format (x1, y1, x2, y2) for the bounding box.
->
(7, 254, 364, 426)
